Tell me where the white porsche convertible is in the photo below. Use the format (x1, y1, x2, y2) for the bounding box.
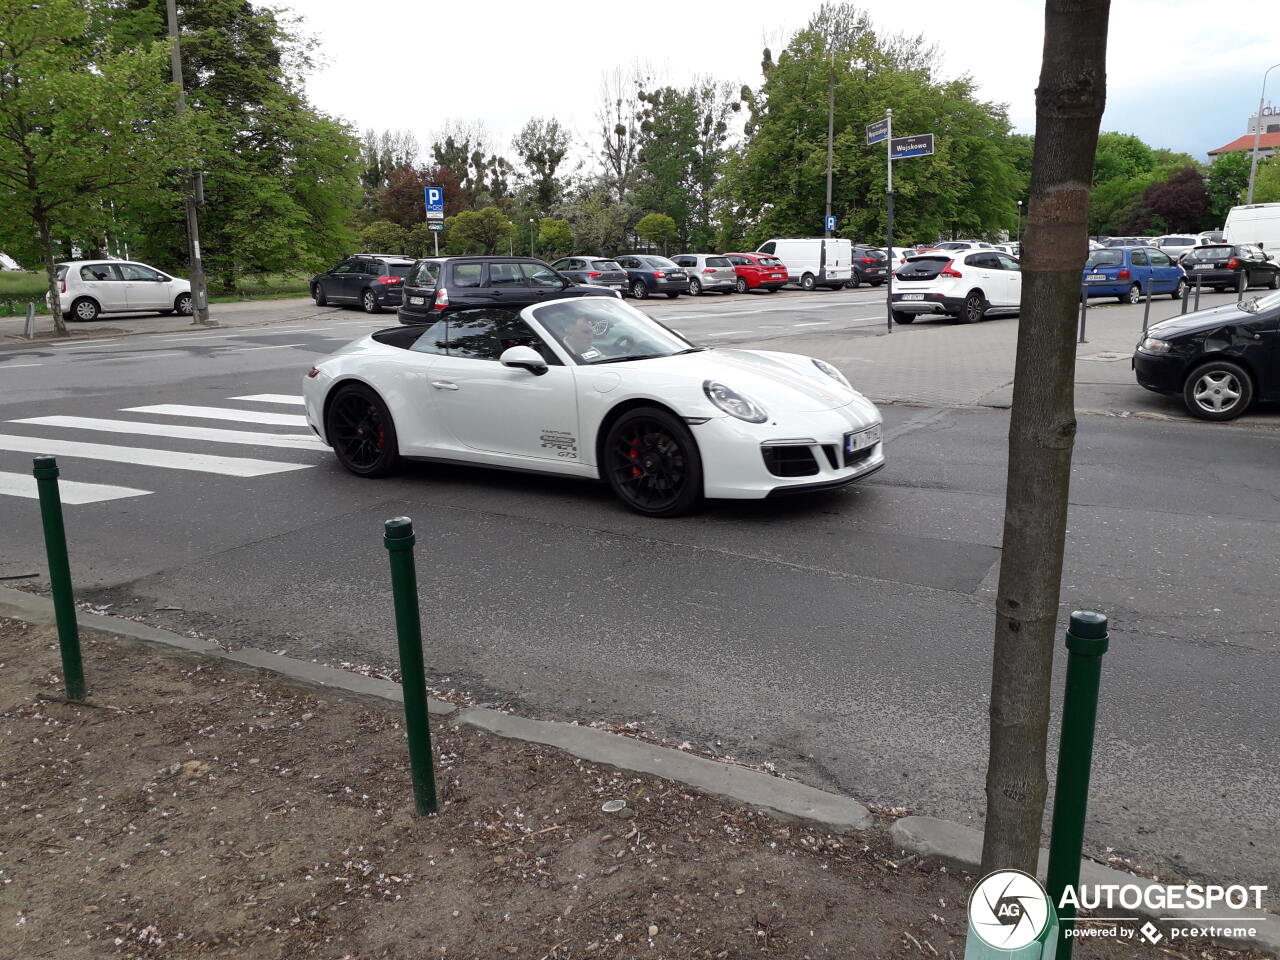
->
(302, 297, 884, 517)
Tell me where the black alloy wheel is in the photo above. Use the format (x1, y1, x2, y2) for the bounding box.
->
(604, 408, 702, 518)
(735, 277, 749, 294)
(313, 283, 328, 306)
(631, 280, 649, 299)
(961, 291, 986, 323)
(326, 384, 400, 477)
(362, 289, 380, 313)
(847, 274, 862, 289)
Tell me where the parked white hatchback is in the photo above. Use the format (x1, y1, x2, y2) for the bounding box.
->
(889, 250, 1023, 323)
(51, 260, 193, 321)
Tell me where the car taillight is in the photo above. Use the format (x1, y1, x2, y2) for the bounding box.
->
(1227, 257, 1239, 269)
(60, 278, 66, 293)
(376, 275, 402, 284)
(859, 257, 878, 264)
(306, 367, 319, 378)
(433, 287, 448, 309)
(939, 260, 963, 278)
(653, 271, 664, 278)
(702, 267, 717, 273)
(588, 271, 601, 277)
(1117, 268, 1130, 280)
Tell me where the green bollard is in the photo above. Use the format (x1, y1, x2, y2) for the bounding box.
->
(1044, 611, 1110, 960)
(383, 517, 438, 815)
(32, 456, 85, 701)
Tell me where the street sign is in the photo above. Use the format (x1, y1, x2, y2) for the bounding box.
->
(427, 222, 444, 232)
(866, 118, 889, 145)
(424, 186, 444, 221)
(825, 215, 838, 231)
(890, 134, 935, 159)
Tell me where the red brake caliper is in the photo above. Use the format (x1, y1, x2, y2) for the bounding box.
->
(629, 438, 641, 478)
(376, 424, 385, 450)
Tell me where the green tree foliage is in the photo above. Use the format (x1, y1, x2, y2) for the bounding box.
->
(1253, 159, 1280, 204)
(405, 223, 440, 258)
(636, 212, 677, 253)
(359, 128, 419, 193)
(537, 218, 573, 258)
(432, 122, 514, 211)
(1092, 132, 1155, 185)
(1204, 151, 1252, 225)
(443, 206, 514, 254)
(358, 221, 409, 254)
(721, 3, 1020, 247)
(1137, 167, 1207, 234)
(0, 0, 198, 333)
(513, 118, 573, 213)
(104, 0, 361, 292)
(567, 180, 635, 255)
(596, 66, 646, 204)
(371, 165, 465, 229)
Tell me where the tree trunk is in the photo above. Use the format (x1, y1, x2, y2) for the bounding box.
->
(35, 206, 67, 338)
(981, 0, 1110, 874)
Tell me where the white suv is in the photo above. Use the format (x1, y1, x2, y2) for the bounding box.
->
(889, 250, 1023, 323)
(51, 260, 192, 322)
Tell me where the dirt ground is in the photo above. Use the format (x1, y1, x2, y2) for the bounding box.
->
(0, 617, 1269, 960)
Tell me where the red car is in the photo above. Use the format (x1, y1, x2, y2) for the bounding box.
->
(726, 253, 789, 293)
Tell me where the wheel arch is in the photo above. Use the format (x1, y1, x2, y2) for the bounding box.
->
(69, 295, 101, 316)
(1184, 351, 1259, 391)
(322, 376, 400, 446)
(593, 397, 695, 479)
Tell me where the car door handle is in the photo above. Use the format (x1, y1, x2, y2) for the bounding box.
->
(430, 380, 459, 391)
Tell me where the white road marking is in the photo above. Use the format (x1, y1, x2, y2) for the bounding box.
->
(122, 404, 307, 426)
(704, 330, 750, 337)
(0, 471, 150, 504)
(793, 321, 832, 327)
(2, 363, 43, 368)
(228, 394, 305, 405)
(91, 351, 187, 361)
(0, 435, 310, 476)
(11, 416, 326, 451)
(225, 342, 308, 353)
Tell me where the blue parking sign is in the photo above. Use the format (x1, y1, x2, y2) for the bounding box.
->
(825, 215, 837, 231)
(425, 186, 444, 220)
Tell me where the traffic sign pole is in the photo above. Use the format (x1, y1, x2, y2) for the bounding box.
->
(886, 109, 894, 334)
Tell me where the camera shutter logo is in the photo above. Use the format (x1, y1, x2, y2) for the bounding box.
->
(969, 870, 1051, 950)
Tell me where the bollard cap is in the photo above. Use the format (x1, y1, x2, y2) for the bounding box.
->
(1066, 610, 1109, 655)
(383, 516, 415, 549)
(32, 455, 59, 479)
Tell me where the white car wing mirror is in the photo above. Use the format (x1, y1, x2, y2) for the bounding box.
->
(499, 345, 548, 376)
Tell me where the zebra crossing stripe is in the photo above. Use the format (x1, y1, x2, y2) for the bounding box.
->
(122, 404, 308, 427)
(0, 471, 150, 504)
(0, 435, 312, 477)
(228, 394, 305, 405)
(10, 416, 327, 451)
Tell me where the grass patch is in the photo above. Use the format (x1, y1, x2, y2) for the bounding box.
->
(209, 271, 312, 300)
(0, 271, 50, 315)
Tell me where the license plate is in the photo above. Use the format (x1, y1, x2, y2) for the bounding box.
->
(845, 424, 881, 454)
(901, 293, 924, 301)
(1194, 264, 1213, 270)
(1086, 273, 1107, 280)
(409, 296, 425, 305)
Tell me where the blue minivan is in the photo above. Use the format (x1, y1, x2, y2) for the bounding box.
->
(1081, 245, 1185, 303)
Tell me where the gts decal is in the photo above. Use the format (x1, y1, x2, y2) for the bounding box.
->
(540, 429, 578, 459)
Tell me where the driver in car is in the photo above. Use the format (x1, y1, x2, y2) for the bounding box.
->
(544, 302, 608, 361)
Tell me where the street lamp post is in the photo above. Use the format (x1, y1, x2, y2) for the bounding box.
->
(1016, 199, 1023, 245)
(1247, 62, 1280, 205)
(529, 218, 536, 258)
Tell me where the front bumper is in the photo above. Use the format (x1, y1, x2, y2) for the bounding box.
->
(694, 404, 885, 500)
(1132, 350, 1185, 395)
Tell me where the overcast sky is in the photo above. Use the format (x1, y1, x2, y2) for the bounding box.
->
(270, 0, 1276, 166)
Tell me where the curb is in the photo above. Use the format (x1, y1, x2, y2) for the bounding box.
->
(890, 817, 1280, 955)
(0, 586, 868, 833)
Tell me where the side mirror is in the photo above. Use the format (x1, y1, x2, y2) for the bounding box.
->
(500, 345, 548, 376)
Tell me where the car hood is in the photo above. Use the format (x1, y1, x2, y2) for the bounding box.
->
(1146, 302, 1253, 339)
(610, 348, 865, 414)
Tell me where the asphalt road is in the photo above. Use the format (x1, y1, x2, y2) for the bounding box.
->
(1, 287, 1275, 892)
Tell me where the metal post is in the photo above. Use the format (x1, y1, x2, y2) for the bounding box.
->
(165, 0, 212, 326)
(1246, 64, 1280, 205)
(1237, 268, 1247, 302)
(383, 517, 439, 816)
(528, 219, 535, 259)
(32, 457, 85, 701)
(24, 301, 35, 338)
(1142, 278, 1152, 335)
(1180, 275, 1191, 314)
(1194, 272, 1202, 311)
(885, 108, 894, 333)
(432, 231, 438, 257)
(1016, 200, 1022, 246)
(1077, 290, 1087, 344)
(1045, 611, 1110, 960)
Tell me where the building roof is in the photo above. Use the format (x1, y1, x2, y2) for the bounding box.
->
(1208, 132, 1280, 155)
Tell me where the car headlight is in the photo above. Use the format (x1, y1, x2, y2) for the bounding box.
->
(703, 380, 768, 423)
(1140, 337, 1172, 354)
(811, 358, 851, 390)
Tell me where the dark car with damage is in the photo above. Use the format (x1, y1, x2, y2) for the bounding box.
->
(1133, 290, 1280, 420)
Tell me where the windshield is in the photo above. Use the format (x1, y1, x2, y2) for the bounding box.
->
(756, 256, 784, 268)
(936, 242, 969, 250)
(1188, 245, 1232, 260)
(1239, 290, 1280, 314)
(644, 256, 678, 269)
(592, 260, 622, 271)
(1085, 251, 1124, 267)
(531, 297, 699, 365)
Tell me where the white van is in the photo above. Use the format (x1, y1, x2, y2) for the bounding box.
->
(1223, 203, 1280, 251)
(756, 238, 851, 290)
